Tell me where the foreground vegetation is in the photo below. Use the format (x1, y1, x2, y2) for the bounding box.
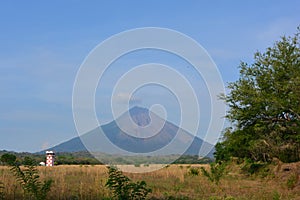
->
(0, 161, 299, 199)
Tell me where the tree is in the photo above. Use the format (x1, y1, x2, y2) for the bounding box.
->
(216, 27, 300, 163)
(0, 153, 16, 165)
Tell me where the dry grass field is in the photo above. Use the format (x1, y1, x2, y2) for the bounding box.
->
(0, 163, 300, 199)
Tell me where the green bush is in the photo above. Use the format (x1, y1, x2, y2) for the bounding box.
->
(105, 166, 151, 200)
(1, 154, 53, 200)
(201, 162, 226, 185)
(0, 153, 16, 165)
(245, 163, 265, 174)
(240, 160, 270, 176)
(188, 167, 199, 176)
(134, 163, 141, 167)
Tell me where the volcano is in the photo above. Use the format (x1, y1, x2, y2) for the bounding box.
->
(47, 106, 215, 158)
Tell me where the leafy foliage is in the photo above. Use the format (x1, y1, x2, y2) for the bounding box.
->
(0, 153, 17, 165)
(1, 154, 53, 200)
(217, 27, 300, 163)
(240, 159, 270, 176)
(105, 166, 151, 200)
(201, 162, 226, 185)
(188, 167, 200, 176)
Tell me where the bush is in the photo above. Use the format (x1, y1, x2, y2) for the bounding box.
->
(240, 159, 270, 176)
(246, 163, 265, 174)
(1, 154, 53, 200)
(105, 166, 151, 200)
(188, 167, 199, 176)
(0, 153, 16, 165)
(201, 162, 226, 185)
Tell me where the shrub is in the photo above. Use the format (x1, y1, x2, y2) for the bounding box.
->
(1, 154, 53, 200)
(243, 163, 266, 175)
(240, 159, 271, 177)
(0, 153, 16, 165)
(201, 162, 226, 185)
(105, 166, 151, 200)
(188, 167, 199, 176)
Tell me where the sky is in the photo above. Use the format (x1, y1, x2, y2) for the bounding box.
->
(0, 1, 299, 152)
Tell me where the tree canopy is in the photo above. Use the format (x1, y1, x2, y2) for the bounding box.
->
(215, 27, 300, 163)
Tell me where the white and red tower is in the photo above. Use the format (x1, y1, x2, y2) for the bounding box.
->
(46, 151, 55, 166)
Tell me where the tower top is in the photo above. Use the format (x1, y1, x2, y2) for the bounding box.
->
(46, 151, 55, 155)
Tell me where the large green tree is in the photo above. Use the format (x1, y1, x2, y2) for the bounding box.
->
(216, 28, 300, 163)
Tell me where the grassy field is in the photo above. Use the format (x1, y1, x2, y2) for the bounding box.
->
(0, 163, 300, 199)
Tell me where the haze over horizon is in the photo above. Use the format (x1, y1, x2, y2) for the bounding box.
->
(1, 1, 299, 152)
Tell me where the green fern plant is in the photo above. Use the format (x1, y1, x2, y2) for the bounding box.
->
(201, 162, 226, 185)
(105, 166, 151, 200)
(1, 154, 53, 200)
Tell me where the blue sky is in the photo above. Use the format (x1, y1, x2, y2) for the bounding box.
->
(0, 1, 299, 152)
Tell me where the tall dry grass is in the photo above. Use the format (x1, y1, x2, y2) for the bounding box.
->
(0, 164, 299, 199)
(0, 165, 110, 199)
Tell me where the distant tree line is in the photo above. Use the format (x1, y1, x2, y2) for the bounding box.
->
(0, 151, 101, 166)
(0, 150, 212, 165)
